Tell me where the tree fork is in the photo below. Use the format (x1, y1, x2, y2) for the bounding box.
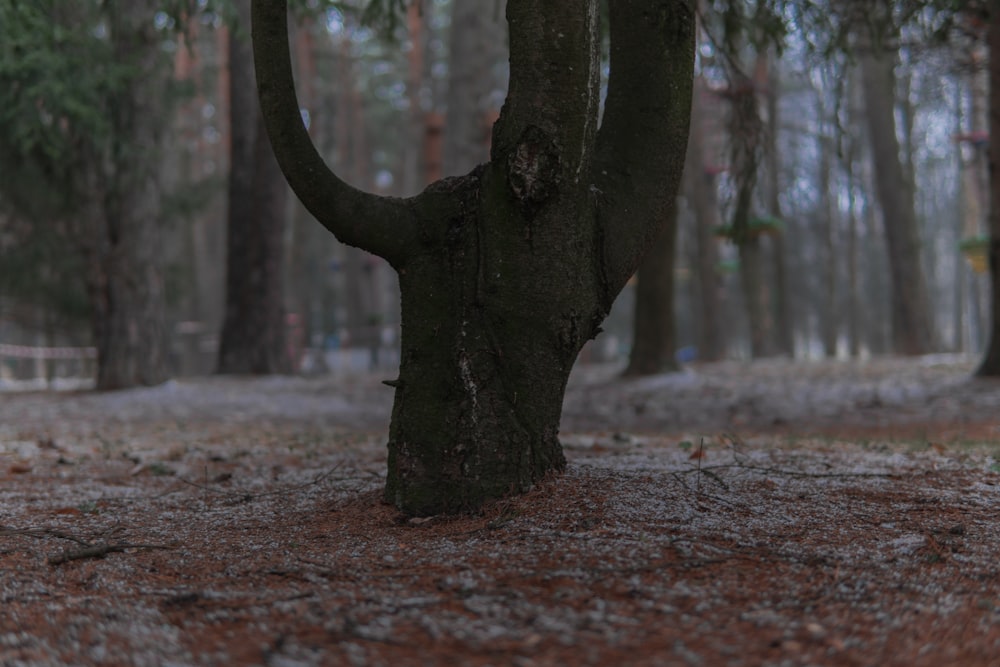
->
(252, 0, 694, 514)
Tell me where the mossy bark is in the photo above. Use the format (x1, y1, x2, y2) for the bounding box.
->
(253, 0, 694, 514)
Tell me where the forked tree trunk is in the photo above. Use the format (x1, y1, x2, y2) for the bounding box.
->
(977, 6, 1000, 376)
(253, 0, 694, 514)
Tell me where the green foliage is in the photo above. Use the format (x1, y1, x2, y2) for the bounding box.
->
(359, 0, 408, 35)
(0, 3, 114, 324)
(0, 1, 174, 326)
(714, 216, 784, 241)
(0, 2, 124, 178)
(700, 0, 989, 63)
(958, 234, 990, 252)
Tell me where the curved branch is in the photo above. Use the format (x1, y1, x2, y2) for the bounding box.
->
(251, 0, 416, 266)
(593, 0, 695, 296)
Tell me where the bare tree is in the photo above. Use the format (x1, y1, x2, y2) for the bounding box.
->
(253, 0, 694, 514)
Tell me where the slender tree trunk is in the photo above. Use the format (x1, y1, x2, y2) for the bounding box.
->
(442, 0, 506, 177)
(401, 1, 429, 195)
(762, 53, 793, 357)
(624, 203, 680, 376)
(729, 58, 775, 359)
(686, 80, 723, 362)
(90, 1, 169, 390)
(218, 5, 290, 374)
(738, 236, 774, 358)
(859, 46, 936, 356)
(977, 6, 1000, 375)
(818, 134, 838, 358)
(845, 136, 861, 358)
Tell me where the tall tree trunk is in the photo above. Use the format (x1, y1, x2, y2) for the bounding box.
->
(977, 5, 1000, 375)
(737, 236, 774, 358)
(818, 134, 838, 358)
(762, 52, 793, 358)
(624, 203, 680, 376)
(90, 1, 169, 390)
(218, 5, 290, 374)
(729, 60, 775, 359)
(859, 46, 936, 356)
(686, 80, 723, 362)
(844, 65, 862, 358)
(442, 0, 506, 177)
(844, 133, 861, 358)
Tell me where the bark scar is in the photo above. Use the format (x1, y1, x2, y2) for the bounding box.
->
(507, 125, 561, 219)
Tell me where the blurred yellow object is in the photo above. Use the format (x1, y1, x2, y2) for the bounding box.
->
(959, 235, 990, 274)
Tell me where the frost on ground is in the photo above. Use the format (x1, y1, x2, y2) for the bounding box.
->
(1, 357, 1000, 666)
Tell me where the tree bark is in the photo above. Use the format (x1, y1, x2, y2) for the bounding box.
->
(218, 5, 290, 374)
(252, 0, 693, 514)
(623, 203, 680, 376)
(685, 79, 723, 362)
(728, 61, 775, 359)
(764, 57, 793, 358)
(818, 133, 838, 358)
(859, 45, 936, 356)
(977, 5, 1000, 375)
(90, 1, 169, 390)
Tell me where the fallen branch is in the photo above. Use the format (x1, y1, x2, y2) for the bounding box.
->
(1, 525, 174, 565)
(47, 542, 174, 565)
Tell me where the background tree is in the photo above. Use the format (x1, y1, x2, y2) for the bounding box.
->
(217, 3, 292, 374)
(977, 3, 1000, 375)
(441, 0, 506, 177)
(253, 0, 694, 514)
(624, 206, 681, 376)
(859, 27, 938, 355)
(0, 0, 172, 389)
(685, 76, 726, 362)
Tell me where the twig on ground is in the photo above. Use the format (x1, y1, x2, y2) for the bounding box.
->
(1, 526, 174, 565)
(1, 527, 93, 545)
(47, 542, 174, 565)
(178, 463, 345, 502)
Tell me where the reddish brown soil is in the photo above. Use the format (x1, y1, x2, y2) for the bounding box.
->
(2, 357, 1000, 666)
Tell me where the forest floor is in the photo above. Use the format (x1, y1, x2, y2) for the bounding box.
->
(2, 355, 1000, 666)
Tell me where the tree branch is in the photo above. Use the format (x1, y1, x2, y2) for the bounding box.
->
(251, 0, 417, 267)
(593, 0, 695, 300)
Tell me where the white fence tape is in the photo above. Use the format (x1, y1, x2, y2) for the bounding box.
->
(0, 344, 97, 360)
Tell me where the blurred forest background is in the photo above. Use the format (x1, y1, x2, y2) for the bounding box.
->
(0, 0, 993, 390)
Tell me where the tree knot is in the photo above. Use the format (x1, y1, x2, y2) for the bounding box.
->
(506, 125, 561, 217)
